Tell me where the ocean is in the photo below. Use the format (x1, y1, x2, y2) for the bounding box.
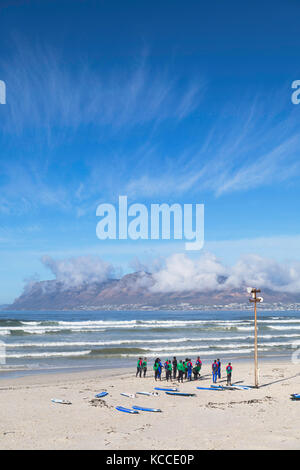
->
(0, 309, 299, 377)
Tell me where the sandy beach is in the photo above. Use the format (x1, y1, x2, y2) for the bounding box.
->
(0, 359, 299, 450)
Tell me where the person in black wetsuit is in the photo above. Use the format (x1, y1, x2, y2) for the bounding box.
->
(172, 357, 177, 379)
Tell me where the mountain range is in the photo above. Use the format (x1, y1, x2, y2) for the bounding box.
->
(9, 271, 300, 310)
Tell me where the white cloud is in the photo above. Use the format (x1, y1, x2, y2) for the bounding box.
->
(150, 252, 300, 294)
(1, 40, 204, 137)
(225, 254, 300, 293)
(151, 252, 227, 292)
(41, 255, 116, 287)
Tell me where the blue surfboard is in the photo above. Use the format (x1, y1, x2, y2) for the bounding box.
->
(154, 387, 178, 392)
(196, 387, 223, 391)
(95, 392, 108, 398)
(132, 405, 162, 412)
(291, 393, 300, 399)
(211, 384, 250, 391)
(115, 406, 139, 414)
(166, 392, 195, 396)
(211, 385, 235, 390)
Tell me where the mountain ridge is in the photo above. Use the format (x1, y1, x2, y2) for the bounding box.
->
(9, 271, 300, 310)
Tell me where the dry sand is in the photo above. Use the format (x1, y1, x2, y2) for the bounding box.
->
(0, 359, 299, 449)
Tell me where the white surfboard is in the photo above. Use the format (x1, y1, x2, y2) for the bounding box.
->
(51, 398, 72, 405)
(120, 392, 136, 398)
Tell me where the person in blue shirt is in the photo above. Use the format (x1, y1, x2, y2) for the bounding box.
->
(157, 358, 162, 380)
(217, 358, 221, 379)
(187, 359, 193, 381)
(212, 360, 218, 383)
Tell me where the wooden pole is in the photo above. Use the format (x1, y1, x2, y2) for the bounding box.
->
(254, 295, 258, 388)
(249, 288, 260, 388)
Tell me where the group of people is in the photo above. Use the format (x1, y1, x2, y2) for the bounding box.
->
(153, 356, 203, 382)
(135, 357, 147, 377)
(136, 356, 233, 385)
(211, 359, 233, 385)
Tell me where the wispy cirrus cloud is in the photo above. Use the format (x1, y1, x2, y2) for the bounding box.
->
(0, 40, 204, 138)
(1, 38, 299, 220)
(122, 94, 300, 199)
(0, 39, 205, 215)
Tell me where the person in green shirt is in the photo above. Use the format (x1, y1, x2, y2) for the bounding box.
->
(153, 358, 159, 381)
(166, 360, 172, 381)
(177, 360, 184, 383)
(226, 362, 233, 386)
(142, 357, 147, 378)
(193, 364, 200, 380)
(184, 358, 188, 380)
(136, 357, 142, 378)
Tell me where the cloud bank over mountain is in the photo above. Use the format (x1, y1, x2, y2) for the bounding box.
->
(151, 252, 300, 294)
(40, 255, 117, 288)
(10, 251, 300, 310)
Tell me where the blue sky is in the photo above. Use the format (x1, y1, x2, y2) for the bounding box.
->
(1, 0, 300, 302)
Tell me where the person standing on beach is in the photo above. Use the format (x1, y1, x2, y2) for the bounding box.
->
(136, 357, 143, 377)
(157, 358, 162, 380)
(226, 362, 233, 386)
(142, 357, 147, 377)
(153, 358, 159, 381)
(172, 357, 177, 379)
(193, 362, 201, 380)
(187, 359, 193, 381)
(217, 358, 221, 379)
(184, 358, 188, 379)
(164, 360, 169, 380)
(212, 360, 218, 383)
(177, 360, 184, 383)
(167, 360, 172, 381)
(153, 358, 160, 381)
(196, 356, 202, 377)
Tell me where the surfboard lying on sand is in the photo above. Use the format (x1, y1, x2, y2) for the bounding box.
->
(211, 384, 251, 391)
(51, 398, 72, 405)
(166, 392, 195, 397)
(115, 406, 139, 414)
(230, 385, 251, 390)
(132, 405, 161, 412)
(154, 387, 178, 392)
(136, 391, 159, 396)
(120, 392, 136, 398)
(95, 392, 108, 398)
(290, 393, 300, 400)
(196, 387, 223, 391)
(211, 385, 236, 390)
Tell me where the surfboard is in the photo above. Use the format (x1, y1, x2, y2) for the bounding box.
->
(196, 387, 223, 391)
(132, 405, 161, 412)
(51, 398, 72, 405)
(230, 385, 251, 390)
(291, 393, 300, 399)
(154, 387, 178, 392)
(95, 392, 108, 398)
(115, 406, 139, 414)
(211, 385, 236, 390)
(120, 392, 136, 398)
(165, 392, 195, 396)
(136, 392, 159, 396)
(211, 384, 251, 391)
